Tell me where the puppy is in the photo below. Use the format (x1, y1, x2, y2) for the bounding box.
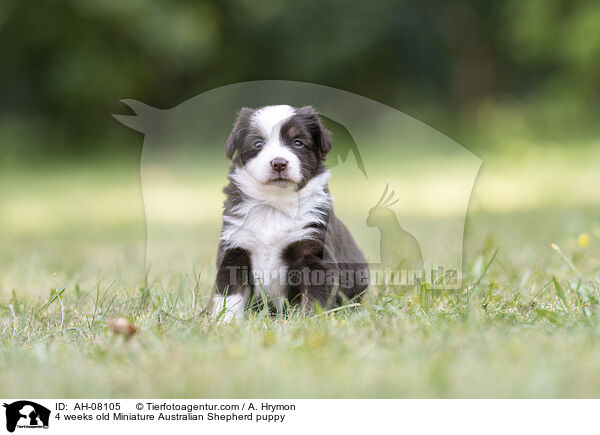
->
(211, 105, 368, 320)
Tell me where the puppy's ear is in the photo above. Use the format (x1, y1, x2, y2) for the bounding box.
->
(225, 107, 254, 159)
(297, 106, 332, 160)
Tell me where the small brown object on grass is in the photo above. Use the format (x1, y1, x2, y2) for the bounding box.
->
(107, 317, 137, 338)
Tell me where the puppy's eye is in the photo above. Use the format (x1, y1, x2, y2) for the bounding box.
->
(293, 139, 304, 148)
(253, 140, 264, 150)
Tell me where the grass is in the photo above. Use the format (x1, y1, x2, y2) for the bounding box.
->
(1, 144, 600, 398)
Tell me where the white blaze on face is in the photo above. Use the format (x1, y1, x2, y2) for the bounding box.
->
(243, 105, 302, 185)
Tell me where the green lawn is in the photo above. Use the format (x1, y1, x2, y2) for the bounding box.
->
(1, 144, 599, 398)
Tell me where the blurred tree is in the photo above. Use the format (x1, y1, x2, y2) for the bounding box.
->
(0, 0, 598, 162)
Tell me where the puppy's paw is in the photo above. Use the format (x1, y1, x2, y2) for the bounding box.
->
(210, 294, 245, 322)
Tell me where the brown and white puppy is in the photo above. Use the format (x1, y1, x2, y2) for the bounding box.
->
(211, 105, 368, 320)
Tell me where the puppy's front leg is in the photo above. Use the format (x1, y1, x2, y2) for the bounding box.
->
(282, 240, 337, 312)
(211, 247, 251, 321)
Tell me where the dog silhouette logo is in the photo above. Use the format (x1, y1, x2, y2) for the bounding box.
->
(3, 401, 50, 432)
(113, 80, 481, 290)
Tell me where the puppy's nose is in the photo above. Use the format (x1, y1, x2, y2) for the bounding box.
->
(270, 158, 288, 172)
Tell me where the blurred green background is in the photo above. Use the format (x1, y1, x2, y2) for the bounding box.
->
(1, 0, 600, 164)
(2, 0, 600, 398)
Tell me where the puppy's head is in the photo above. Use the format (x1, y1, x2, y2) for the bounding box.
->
(225, 105, 331, 189)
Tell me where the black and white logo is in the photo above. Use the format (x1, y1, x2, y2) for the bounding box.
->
(3, 401, 50, 433)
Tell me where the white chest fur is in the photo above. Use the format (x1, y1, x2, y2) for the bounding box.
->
(229, 204, 307, 304)
(220, 170, 332, 307)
